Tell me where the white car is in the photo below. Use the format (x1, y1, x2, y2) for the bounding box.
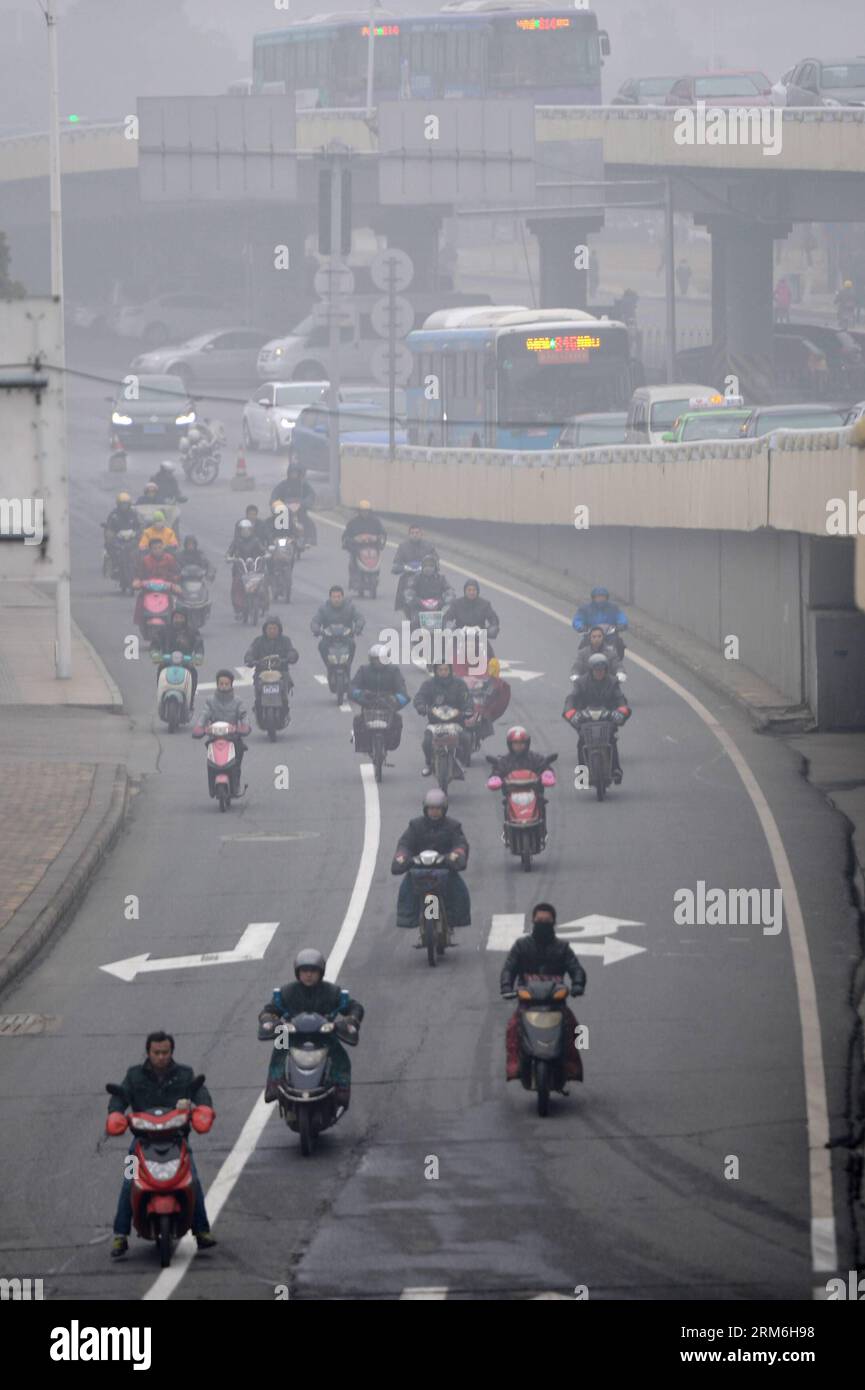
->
(114, 291, 230, 348)
(241, 380, 333, 453)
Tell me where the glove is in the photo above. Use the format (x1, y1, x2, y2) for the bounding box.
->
(105, 1111, 128, 1136)
(564, 708, 579, 723)
(570, 983, 584, 997)
(396, 693, 409, 708)
(613, 710, 625, 724)
(487, 625, 500, 640)
(541, 769, 556, 787)
(486, 775, 503, 790)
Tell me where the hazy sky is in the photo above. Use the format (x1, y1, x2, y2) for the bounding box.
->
(1, 0, 861, 132)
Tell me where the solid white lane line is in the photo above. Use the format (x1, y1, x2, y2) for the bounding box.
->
(317, 514, 837, 1272)
(400, 1287, 449, 1300)
(142, 762, 381, 1301)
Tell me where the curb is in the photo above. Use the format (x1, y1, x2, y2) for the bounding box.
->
(0, 763, 130, 998)
(71, 618, 125, 712)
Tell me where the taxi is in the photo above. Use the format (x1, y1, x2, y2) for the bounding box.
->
(659, 395, 750, 444)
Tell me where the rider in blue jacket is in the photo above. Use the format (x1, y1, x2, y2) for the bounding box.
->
(572, 586, 628, 659)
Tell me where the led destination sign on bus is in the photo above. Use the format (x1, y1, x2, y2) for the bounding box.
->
(516, 17, 572, 29)
(525, 334, 601, 362)
(361, 24, 400, 36)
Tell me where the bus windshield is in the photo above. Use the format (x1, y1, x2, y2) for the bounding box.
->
(489, 19, 599, 90)
(498, 328, 631, 429)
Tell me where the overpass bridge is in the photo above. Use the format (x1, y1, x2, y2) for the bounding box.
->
(340, 429, 865, 730)
(2, 105, 865, 396)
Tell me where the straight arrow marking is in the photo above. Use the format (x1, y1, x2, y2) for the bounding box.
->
(100, 922, 279, 983)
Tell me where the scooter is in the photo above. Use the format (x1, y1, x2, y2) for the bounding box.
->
(103, 527, 138, 594)
(267, 535, 298, 602)
(252, 659, 291, 742)
(574, 707, 618, 801)
(104, 1078, 213, 1267)
(356, 694, 400, 783)
(427, 704, 464, 793)
(179, 421, 224, 486)
(176, 564, 211, 631)
(197, 720, 248, 811)
(407, 850, 456, 967)
(134, 578, 178, 645)
(347, 534, 384, 598)
(320, 623, 354, 703)
(505, 980, 572, 1117)
(396, 558, 423, 617)
(408, 596, 447, 639)
(258, 999, 358, 1156)
(152, 648, 200, 732)
(486, 753, 558, 872)
(230, 555, 270, 626)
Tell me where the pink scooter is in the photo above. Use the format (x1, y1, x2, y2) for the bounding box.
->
(192, 719, 250, 812)
(134, 578, 178, 644)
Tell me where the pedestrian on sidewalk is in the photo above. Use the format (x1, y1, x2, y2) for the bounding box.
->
(774, 277, 792, 324)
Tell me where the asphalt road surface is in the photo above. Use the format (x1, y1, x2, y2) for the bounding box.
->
(0, 367, 858, 1301)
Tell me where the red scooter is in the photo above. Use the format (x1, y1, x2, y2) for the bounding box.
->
(347, 533, 384, 598)
(104, 1078, 214, 1268)
(133, 577, 179, 644)
(486, 753, 558, 872)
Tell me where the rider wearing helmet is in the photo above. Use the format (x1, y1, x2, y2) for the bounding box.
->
(342, 499, 387, 547)
(259, 949, 364, 1108)
(349, 643, 410, 752)
(149, 460, 187, 504)
(413, 660, 472, 777)
(104, 492, 141, 540)
(269, 461, 317, 545)
(227, 518, 267, 616)
(404, 552, 455, 622)
(263, 498, 303, 546)
(135, 480, 160, 505)
(572, 625, 620, 680)
(571, 585, 628, 659)
(391, 789, 471, 930)
(563, 651, 632, 784)
(234, 503, 269, 545)
(491, 726, 556, 778)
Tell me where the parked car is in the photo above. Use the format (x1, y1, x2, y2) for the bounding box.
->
(738, 403, 850, 437)
(290, 402, 408, 471)
(771, 67, 795, 105)
(108, 374, 195, 448)
(132, 329, 271, 392)
(555, 412, 628, 448)
(114, 291, 230, 348)
(775, 322, 865, 394)
(783, 58, 865, 107)
(611, 76, 678, 106)
(664, 71, 773, 106)
(242, 380, 332, 452)
(844, 400, 865, 424)
(774, 332, 831, 396)
(626, 385, 721, 445)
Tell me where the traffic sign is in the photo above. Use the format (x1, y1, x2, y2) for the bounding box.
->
(370, 340, 413, 387)
(314, 263, 355, 298)
(370, 247, 414, 292)
(371, 294, 414, 340)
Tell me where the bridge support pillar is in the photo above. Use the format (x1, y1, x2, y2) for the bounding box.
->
(701, 217, 791, 400)
(372, 208, 444, 293)
(528, 216, 604, 309)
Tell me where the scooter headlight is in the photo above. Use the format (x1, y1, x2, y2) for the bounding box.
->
(144, 1157, 181, 1182)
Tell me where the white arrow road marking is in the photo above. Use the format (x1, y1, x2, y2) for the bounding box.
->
(496, 660, 544, 682)
(100, 922, 279, 982)
(487, 913, 645, 965)
(198, 667, 255, 692)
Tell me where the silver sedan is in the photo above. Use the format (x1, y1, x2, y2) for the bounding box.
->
(241, 380, 332, 453)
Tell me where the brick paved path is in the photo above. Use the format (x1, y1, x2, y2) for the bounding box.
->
(0, 762, 95, 931)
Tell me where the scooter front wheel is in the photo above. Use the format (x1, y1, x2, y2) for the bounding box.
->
(424, 917, 437, 967)
(216, 785, 230, 812)
(298, 1105, 314, 1156)
(536, 1059, 551, 1117)
(156, 1213, 172, 1267)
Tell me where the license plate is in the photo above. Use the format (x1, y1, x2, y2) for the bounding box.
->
(143, 423, 164, 434)
(262, 684, 280, 695)
(365, 718, 388, 729)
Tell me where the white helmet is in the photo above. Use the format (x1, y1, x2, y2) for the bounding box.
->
(187, 427, 202, 444)
(160, 460, 175, 473)
(368, 643, 386, 665)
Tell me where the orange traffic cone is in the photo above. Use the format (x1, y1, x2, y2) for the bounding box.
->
(108, 432, 127, 472)
(230, 445, 255, 491)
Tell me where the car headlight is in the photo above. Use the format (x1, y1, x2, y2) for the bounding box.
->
(274, 347, 284, 357)
(112, 412, 133, 425)
(279, 418, 292, 429)
(175, 412, 195, 425)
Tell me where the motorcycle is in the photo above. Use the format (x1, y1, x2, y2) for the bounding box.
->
(396, 558, 423, 617)
(347, 534, 384, 598)
(574, 707, 618, 801)
(408, 595, 448, 642)
(102, 526, 139, 594)
(179, 421, 224, 486)
(267, 535, 298, 602)
(486, 753, 558, 872)
(152, 648, 200, 732)
(230, 555, 270, 626)
(257, 1000, 358, 1156)
(506, 979, 572, 1117)
(176, 563, 211, 632)
(200, 719, 248, 811)
(104, 1078, 213, 1267)
(320, 623, 354, 704)
(134, 577, 178, 644)
(358, 694, 399, 783)
(408, 850, 456, 967)
(252, 658, 291, 742)
(426, 703, 464, 793)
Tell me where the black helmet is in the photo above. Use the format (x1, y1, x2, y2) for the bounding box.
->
(183, 534, 198, 548)
(423, 788, 448, 816)
(262, 615, 282, 635)
(294, 948, 326, 980)
(421, 553, 438, 570)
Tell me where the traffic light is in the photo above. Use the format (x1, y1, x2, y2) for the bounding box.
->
(317, 167, 332, 255)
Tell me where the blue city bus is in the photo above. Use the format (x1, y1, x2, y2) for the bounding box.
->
(406, 308, 640, 450)
(252, 3, 610, 108)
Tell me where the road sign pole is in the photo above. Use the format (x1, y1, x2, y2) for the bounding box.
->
(388, 258, 396, 460)
(327, 161, 342, 501)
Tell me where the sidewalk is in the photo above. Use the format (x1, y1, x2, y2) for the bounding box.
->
(0, 583, 129, 995)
